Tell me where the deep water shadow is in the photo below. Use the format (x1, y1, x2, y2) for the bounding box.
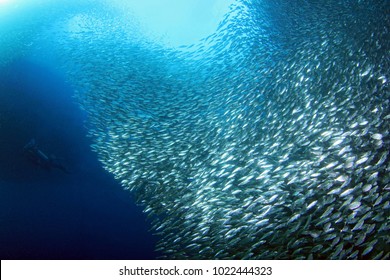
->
(0, 59, 158, 259)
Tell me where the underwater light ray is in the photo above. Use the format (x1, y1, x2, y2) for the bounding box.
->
(109, 0, 235, 47)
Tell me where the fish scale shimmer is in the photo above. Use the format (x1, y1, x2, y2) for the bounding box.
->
(52, 0, 389, 259)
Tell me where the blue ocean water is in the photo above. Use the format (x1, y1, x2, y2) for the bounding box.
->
(1, 0, 389, 260)
(0, 59, 157, 259)
(0, 0, 235, 260)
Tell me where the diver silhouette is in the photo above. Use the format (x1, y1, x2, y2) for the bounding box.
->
(23, 138, 70, 174)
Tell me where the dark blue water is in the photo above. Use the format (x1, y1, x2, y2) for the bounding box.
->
(0, 59, 157, 259)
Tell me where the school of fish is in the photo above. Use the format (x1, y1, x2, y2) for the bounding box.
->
(47, 0, 389, 259)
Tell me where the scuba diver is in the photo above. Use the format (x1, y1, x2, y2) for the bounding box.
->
(23, 138, 70, 174)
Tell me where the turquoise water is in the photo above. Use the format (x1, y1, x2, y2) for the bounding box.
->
(1, 0, 389, 259)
